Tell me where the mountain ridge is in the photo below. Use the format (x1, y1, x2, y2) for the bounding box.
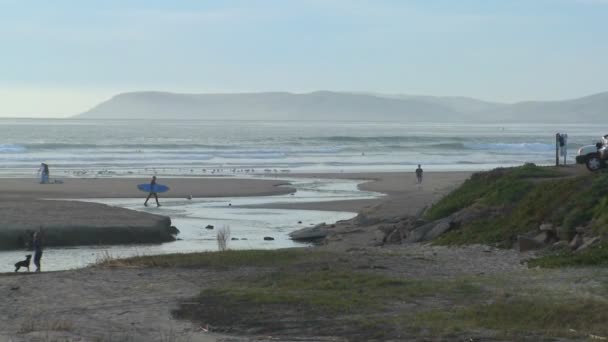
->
(75, 90, 608, 122)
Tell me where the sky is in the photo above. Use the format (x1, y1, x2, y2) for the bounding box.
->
(0, 0, 607, 117)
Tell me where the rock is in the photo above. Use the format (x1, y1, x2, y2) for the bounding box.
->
(517, 235, 544, 252)
(569, 233, 584, 250)
(534, 231, 557, 244)
(297, 221, 302, 224)
(551, 240, 569, 250)
(354, 213, 381, 226)
(576, 236, 601, 253)
(205, 225, 214, 230)
(405, 218, 453, 243)
(539, 223, 555, 232)
(231, 238, 239, 241)
(290, 225, 329, 242)
(263, 236, 274, 241)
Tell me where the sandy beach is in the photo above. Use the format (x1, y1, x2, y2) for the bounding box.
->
(0, 177, 295, 199)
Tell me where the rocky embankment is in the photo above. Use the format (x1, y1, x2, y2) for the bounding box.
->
(0, 200, 177, 250)
(293, 164, 606, 262)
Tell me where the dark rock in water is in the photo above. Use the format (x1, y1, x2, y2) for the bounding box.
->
(263, 236, 275, 241)
(298, 221, 302, 224)
(228, 203, 232, 207)
(231, 238, 239, 241)
(205, 225, 214, 230)
(241, 238, 248, 240)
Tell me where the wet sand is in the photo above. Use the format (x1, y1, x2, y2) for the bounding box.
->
(0, 177, 295, 199)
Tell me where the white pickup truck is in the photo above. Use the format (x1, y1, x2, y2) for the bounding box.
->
(576, 135, 608, 171)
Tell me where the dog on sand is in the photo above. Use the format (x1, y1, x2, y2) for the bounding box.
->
(14, 255, 32, 272)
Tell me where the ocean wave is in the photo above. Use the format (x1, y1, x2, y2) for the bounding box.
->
(463, 142, 555, 151)
(0, 144, 27, 153)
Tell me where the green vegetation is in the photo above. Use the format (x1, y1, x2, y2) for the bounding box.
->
(529, 242, 608, 268)
(191, 270, 480, 316)
(425, 163, 560, 221)
(426, 165, 608, 255)
(412, 296, 608, 338)
(98, 248, 321, 269)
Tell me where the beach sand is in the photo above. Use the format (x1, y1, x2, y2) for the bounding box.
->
(0, 177, 295, 199)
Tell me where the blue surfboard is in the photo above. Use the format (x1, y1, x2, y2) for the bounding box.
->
(137, 183, 170, 193)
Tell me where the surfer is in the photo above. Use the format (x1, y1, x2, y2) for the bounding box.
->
(144, 176, 161, 207)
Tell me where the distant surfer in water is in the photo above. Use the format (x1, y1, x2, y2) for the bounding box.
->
(144, 176, 161, 207)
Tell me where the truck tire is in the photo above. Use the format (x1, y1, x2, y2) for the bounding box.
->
(586, 154, 604, 171)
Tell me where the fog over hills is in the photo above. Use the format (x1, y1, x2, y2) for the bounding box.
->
(75, 91, 608, 122)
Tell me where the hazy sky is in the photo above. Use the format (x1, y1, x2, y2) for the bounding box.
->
(1, 0, 607, 117)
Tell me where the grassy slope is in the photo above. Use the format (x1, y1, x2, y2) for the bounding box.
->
(104, 249, 608, 340)
(426, 164, 608, 266)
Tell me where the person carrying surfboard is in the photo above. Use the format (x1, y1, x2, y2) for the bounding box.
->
(144, 176, 161, 207)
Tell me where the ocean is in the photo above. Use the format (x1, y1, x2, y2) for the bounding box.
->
(0, 119, 601, 176)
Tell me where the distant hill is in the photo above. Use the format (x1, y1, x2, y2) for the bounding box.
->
(75, 90, 608, 122)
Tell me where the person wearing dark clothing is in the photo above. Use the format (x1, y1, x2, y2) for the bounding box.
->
(144, 176, 161, 207)
(415, 164, 423, 184)
(33, 231, 43, 272)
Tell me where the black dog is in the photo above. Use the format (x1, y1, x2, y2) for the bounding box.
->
(14, 255, 32, 272)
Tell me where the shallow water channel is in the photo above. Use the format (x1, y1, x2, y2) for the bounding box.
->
(0, 177, 381, 272)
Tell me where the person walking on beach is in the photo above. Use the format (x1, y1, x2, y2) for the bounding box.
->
(32, 230, 43, 272)
(144, 176, 161, 207)
(415, 164, 423, 184)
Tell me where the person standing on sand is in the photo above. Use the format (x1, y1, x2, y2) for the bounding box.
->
(144, 176, 161, 207)
(415, 164, 423, 184)
(32, 230, 43, 272)
(38, 163, 50, 184)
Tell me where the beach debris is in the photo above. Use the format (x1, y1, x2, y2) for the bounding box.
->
(263, 236, 275, 241)
(205, 225, 214, 230)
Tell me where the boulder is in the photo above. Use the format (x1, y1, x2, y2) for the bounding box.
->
(517, 235, 544, 252)
(534, 231, 557, 244)
(263, 236, 275, 241)
(205, 225, 214, 230)
(405, 218, 452, 243)
(539, 223, 555, 232)
(569, 233, 584, 250)
(289, 225, 329, 242)
(575, 236, 601, 253)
